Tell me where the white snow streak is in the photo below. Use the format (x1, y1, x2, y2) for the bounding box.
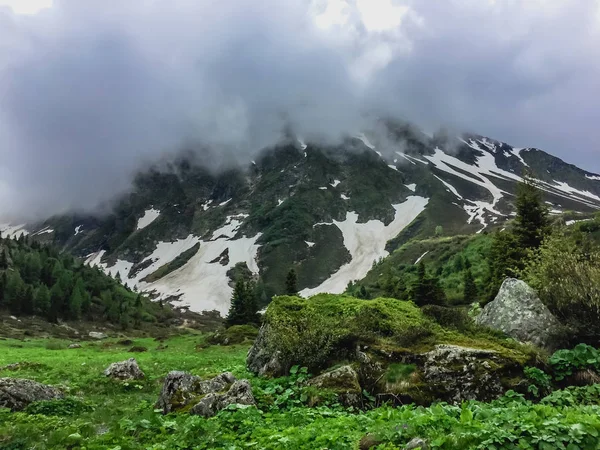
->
(511, 148, 530, 167)
(74, 225, 83, 236)
(319, 187, 328, 190)
(433, 175, 463, 199)
(137, 208, 160, 230)
(219, 198, 232, 206)
(586, 174, 600, 181)
(414, 251, 429, 265)
(305, 241, 315, 248)
(405, 183, 417, 192)
(388, 164, 398, 171)
(277, 199, 284, 206)
(330, 179, 341, 188)
(341, 194, 350, 200)
(300, 196, 429, 297)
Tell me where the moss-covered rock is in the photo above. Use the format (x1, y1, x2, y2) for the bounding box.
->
(248, 294, 536, 404)
(308, 365, 362, 407)
(156, 371, 255, 416)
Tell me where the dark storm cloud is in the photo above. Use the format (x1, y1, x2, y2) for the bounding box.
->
(0, 0, 599, 220)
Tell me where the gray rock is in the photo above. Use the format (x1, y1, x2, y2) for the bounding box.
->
(247, 325, 284, 377)
(156, 371, 254, 416)
(423, 345, 519, 404)
(103, 358, 145, 380)
(0, 378, 63, 411)
(68, 343, 82, 349)
(476, 278, 563, 349)
(88, 331, 108, 340)
(309, 365, 362, 407)
(190, 380, 255, 417)
(406, 438, 429, 450)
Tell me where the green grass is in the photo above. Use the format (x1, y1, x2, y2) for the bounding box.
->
(2, 335, 600, 449)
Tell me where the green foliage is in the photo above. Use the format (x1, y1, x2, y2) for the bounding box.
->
(487, 176, 549, 301)
(24, 398, 93, 416)
(524, 367, 552, 398)
(549, 344, 600, 381)
(284, 268, 298, 295)
(411, 262, 447, 306)
(522, 232, 600, 338)
(0, 235, 170, 328)
(514, 173, 550, 250)
(226, 279, 259, 326)
(1, 335, 598, 450)
(462, 268, 477, 303)
(263, 294, 529, 373)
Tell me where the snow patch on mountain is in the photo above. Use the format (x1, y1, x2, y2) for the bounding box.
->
(33, 226, 54, 235)
(87, 215, 260, 314)
(137, 208, 160, 230)
(0, 224, 28, 239)
(405, 183, 416, 192)
(300, 196, 429, 297)
(433, 175, 463, 199)
(512, 148, 530, 167)
(74, 225, 83, 236)
(550, 181, 600, 202)
(143, 232, 261, 314)
(330, 179, 341, 188)
(586, 174, 600, 181)
(305, 241, 315, 248)
(341, 194, 350, 200)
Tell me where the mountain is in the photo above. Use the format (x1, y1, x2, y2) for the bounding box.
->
(3, 122, 600, 315)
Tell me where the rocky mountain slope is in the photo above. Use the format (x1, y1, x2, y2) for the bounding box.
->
(3, 123, 600, 314)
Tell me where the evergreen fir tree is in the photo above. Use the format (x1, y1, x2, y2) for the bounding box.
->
(22, 285, 35, 315)
(226, 279, 248, 326)
(463, 268, 478, 303)
(0, 249, 8, 270)
(69, 287, 83, 319)
(0, 272, 6, 307)
(514, 173, 549, 250)
(5, 271, 25, 315)
(34, 285, 51, 316)
(285, 268, 298, 295)
(48, 282, 65, 322)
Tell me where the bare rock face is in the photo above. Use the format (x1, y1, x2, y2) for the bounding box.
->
(476, 278, 563, 349)
(0, 378, 63, 411)
(308, 365, 362, 407)
(103, 358, 145, 380)
(156, 371, 255, 417)
(422, 345, 521, 404)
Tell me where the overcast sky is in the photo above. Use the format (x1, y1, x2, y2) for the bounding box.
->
(1, 0, 599, 220)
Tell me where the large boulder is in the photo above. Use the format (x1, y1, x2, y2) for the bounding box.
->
(247, 325, 284, 377)
(308, 365, 362, 407)
(422, 345, 523, 403)
(156, 371, 255, 417)
(104, 358, 145, 380)
(0, 378, 63, 411)
(476, 278, 563, 349)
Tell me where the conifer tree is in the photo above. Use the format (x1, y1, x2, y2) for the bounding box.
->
(34, 285, 51, 316)
(285, 268, 298, 295)
(0, 249, 8, 270)
(226, 279, 259, 326)
(514, 173, 549, 250)
(69, 287, 83, 319)
(463, 268, 478, 303)
(6, 271, 25, 315)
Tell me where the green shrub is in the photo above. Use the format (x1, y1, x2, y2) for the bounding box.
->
(25, 398, 93, 416)
(522, 232, 600, 339)
(549, 344, 600, 381)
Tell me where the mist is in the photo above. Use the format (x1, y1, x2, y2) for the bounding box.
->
(1, 0, 599, 220)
